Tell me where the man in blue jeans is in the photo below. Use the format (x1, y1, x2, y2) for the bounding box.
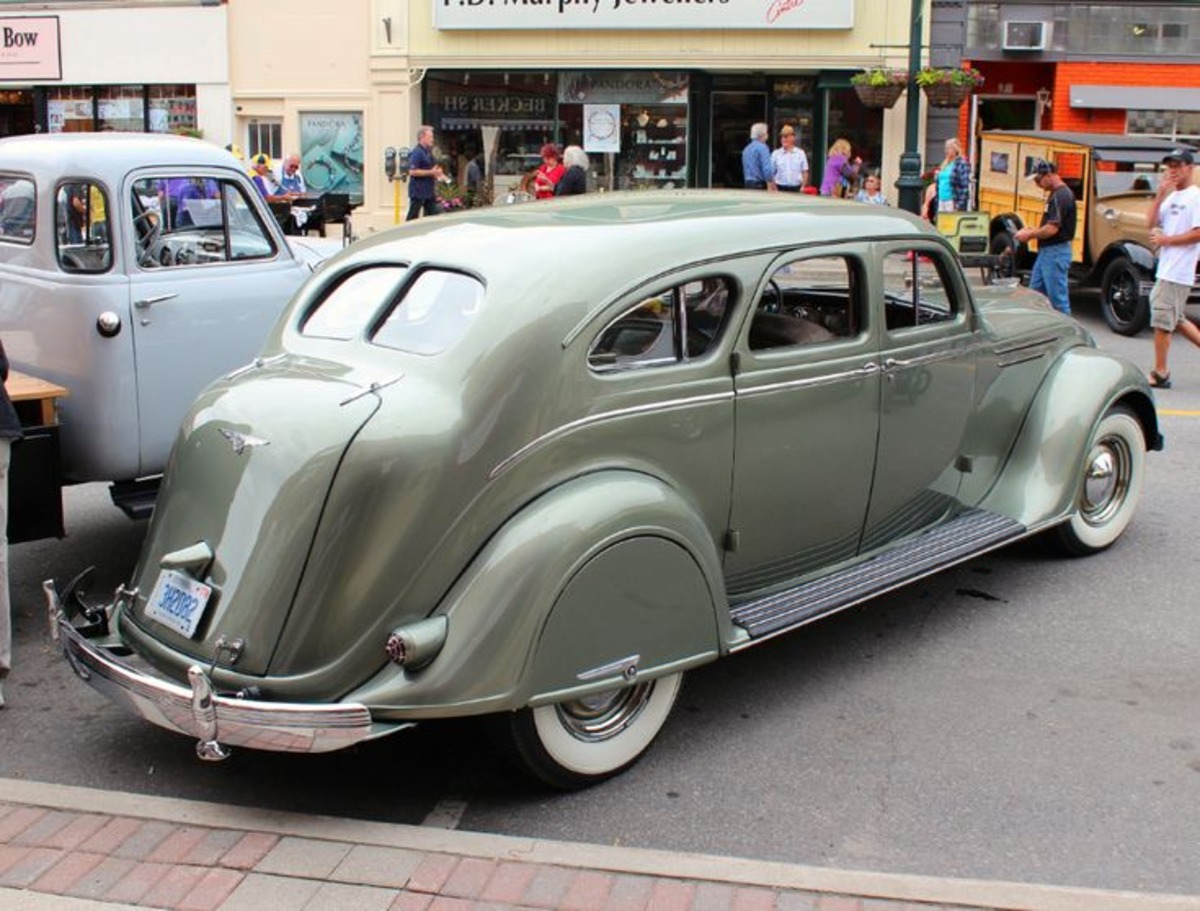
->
(1015, 159, 1076, 315)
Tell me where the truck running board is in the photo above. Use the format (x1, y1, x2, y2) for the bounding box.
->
(729, 509, 1026, 643)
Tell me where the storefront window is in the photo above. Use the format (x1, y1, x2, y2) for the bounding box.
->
(47, 87, 95, 134)
(426, 72, 558, 205)
(822, 85, 883, 195)
(298, 112, 364, 203)
(149, 85, 196, 134)
(246, 119, 282, 161)
(97, 86, 145, 132)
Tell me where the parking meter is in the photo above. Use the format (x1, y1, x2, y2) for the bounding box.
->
(396, 146, 412, 182)
(384, 147, 397, 181)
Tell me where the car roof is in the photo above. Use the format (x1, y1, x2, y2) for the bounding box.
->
(981, 130, 1197, 157)
(327, 191, 936, 333)
(0, 132, 244, 181)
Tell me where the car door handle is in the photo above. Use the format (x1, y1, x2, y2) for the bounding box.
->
(861, 362, 879, 374)
(134, 293, 178, 310)
(884, 357, 912, 370)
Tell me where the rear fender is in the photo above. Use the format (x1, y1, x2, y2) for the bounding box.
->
(1095, 241, 1156, 279)
(347, 470, 726, 718)
(979, 347, 1159, 526)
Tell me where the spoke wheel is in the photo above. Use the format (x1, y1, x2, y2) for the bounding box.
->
(1100, 258, 1148, 336)
(1054, 408, 1145, 555)
(505, 672, 682, 790)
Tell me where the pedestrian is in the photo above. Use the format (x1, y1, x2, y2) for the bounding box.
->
(555, 146, 589, 196)
(932, 138, 972, 214)
(741, 123, 775, 190)
(770, 125, 809, 192)
(0, 337, 21, 709)
(1014, 159, 1075, 315)
(820, 138, 861, 197)
(855, 173, 889, 205)
(1146, 148, 1200, 389)
(248, 153, 279, 199)
(278, 154, 307, 196)
(406, 125, 444, 221)
(533, 144, 565, 199)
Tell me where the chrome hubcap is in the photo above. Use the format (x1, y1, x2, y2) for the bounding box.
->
(555, 682, 654, 743)
(1082, 437, 1129, 526)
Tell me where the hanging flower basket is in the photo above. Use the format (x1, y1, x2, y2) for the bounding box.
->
(915, 67, 984, 108)
(854, 83, 905, 109)
(921, 82, 974, 108)
(850, 68, 908, 110)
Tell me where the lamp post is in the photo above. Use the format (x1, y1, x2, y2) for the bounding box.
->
(895, 0, 925, 215)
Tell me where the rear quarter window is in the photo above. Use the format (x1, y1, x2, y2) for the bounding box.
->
(0, 176, 36, 245)
(302, 266, 409, 340)
(372, 270, 484, 356)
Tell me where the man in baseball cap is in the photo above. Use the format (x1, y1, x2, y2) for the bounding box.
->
(1146, 147, 1200, 388)
(1016, 158, 1075, 314)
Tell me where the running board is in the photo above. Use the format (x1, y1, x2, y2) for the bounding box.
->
(729, 509, 1025, 643)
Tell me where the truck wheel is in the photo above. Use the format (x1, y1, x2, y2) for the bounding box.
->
(504, 672, 683, 790)
(990, 231, 1016, 279)
(1054, 407, 1145, 556)
(1100, 257, 1149, 336)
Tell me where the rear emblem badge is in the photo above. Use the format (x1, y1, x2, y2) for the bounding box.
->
(218, 428, 270, 455)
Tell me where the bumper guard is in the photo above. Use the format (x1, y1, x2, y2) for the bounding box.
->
(47, 581, 405, 760)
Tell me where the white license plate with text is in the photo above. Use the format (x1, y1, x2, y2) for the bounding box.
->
(145, 569, 212, 638)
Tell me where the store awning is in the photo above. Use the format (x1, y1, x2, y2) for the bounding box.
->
(1069, 85, 1200, 112)
(440, 117, 556, 131)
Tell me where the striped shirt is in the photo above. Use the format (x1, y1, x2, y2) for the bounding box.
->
(771, 147, 809, 189)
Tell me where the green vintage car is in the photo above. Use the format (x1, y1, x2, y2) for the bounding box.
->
(50, 192, 1161, 789)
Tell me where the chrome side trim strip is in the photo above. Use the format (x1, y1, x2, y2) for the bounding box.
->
(997, 349, 1049, 368)
(994, 334, 1059, 356)
(738, 363, 877, 398)
(489, 391, 733, 480)
(577, 653, 641, 682)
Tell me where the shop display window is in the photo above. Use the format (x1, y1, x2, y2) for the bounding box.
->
(149, 85, 197, 135)
(97, 86, 146, 133)
(47, 87, 95, 134)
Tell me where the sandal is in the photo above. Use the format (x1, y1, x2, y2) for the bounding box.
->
(1149, 370, 1172, 389)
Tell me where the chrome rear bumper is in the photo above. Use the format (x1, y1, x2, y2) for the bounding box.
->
(50, 587, 406, 760)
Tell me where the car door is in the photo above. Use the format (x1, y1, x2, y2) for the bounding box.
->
(125, 169, 308, 478)
(860, 242, 979, 552)
(725, 246, 880, 597)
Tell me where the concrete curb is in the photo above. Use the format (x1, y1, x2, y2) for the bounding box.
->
(2, 777, 1198, 911)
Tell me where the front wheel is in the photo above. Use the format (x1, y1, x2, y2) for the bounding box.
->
(1054, 408, 1145, 556)
(990, 230, 1017, 280)
(1100, 257, 1149, 336)
(504, 672, 683, 790)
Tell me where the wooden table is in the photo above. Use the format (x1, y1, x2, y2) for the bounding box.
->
(6, 369, 69, 427)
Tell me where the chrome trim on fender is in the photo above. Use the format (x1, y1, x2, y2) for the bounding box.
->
(577, 653, 641, 682)
(489, 391, 733, 479)
(54, 616, 408, 756)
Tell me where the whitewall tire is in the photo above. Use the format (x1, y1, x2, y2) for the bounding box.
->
(1055, 408, 1145, 555)
(506, 672, 683, 790)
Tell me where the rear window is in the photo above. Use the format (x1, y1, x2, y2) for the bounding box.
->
(302, 266, 408, 340)
(0, 176, 35, 244)
(372, 270, 484, 355)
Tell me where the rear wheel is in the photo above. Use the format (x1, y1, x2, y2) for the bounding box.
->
(504, 673, 683, 790)
(1100, 257, 1149, 336)
(1054, 408, 1145, 555)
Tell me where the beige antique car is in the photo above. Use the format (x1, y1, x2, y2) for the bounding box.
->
(977, 130, 1199, 335)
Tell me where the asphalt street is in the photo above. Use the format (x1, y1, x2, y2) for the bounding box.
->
(2, 293, 1198, 898)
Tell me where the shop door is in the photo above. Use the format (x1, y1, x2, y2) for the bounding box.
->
(710, 92, 767, 188)
(0, 91, 35, 139)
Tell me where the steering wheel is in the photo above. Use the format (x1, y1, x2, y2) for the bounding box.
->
(131, 210, 163, 267)
(760, 278, 783, 313)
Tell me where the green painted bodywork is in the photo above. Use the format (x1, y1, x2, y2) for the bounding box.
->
(113, 191, 1159, 721)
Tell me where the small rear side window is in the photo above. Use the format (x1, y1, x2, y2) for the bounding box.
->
(0, 176, 35, 245)
(372, 270, 484, 356)
(302, 266, 408, 340)
(57, 181, 112, 273)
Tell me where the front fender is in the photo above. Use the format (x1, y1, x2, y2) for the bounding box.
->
(348, 469, 727, 718)
(979, 346, 1158, 527)
(1097, 241, 1157, 276)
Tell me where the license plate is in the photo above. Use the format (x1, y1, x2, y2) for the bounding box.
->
(145, 569, 212, 638)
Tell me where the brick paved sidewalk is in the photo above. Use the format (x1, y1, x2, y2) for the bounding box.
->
(1, 779, 1196, 911)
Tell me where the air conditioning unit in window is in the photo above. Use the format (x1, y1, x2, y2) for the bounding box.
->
(1002, 20, 1049, 51)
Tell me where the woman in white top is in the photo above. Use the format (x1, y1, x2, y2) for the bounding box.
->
(770, 125, 809, 192)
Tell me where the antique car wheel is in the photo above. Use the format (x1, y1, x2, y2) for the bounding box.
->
(1055, 408, 1145, 556)
(989, 230, 1016, 279)
(506, 672, 683, 790)
(1100, 257, 1149, 336)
